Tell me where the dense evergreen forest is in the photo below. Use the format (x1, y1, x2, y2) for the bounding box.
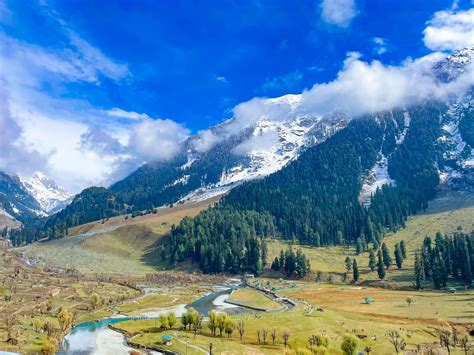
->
(414, 231, 474, 289)
(167, 104, 446, 273)
(7, 102, 453, 268)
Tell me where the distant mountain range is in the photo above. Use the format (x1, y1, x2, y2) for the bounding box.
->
(0, 172, 71, 228)
(4, 48, 473, 244)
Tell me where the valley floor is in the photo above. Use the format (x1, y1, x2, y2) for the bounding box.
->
(2, 189, 473, 354)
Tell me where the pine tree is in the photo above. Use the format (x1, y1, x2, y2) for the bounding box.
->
(271, 257, 280, 271)
(356, 238, 363, 255)
(261, 239, 268, 267)
(400, 240, 407, 259)
(381, 243, 392, 269)
(459, 238, 472, 287)
(414, 252, 424, 289)
(394, 243, 403, 269)
(279, 249, 286, 270)
(377, 252, 385, 280)
(368, 250, 376, 272)
(353, 259, 359, 282)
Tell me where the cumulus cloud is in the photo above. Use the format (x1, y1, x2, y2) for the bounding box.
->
(423, 8, 474, 51)
(320, 0, 357, 27)
(0, 85, 47, 175)
(128, 118, 190, 161)
(79, 126, 126, 155)
(225, 51, 473, 142)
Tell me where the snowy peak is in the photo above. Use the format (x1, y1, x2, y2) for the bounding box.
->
(433, 47, 474, 82)
(20, 172, 72, 215)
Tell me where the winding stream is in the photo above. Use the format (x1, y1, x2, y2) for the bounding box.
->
(59, 285, 242, 354)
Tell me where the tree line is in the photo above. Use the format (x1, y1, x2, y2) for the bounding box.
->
(414, 231, 473, 289)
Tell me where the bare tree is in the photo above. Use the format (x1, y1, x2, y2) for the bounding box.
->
(282, 329, 291, 347)
(262, 329, 268, 345)
(388, 331, 406, 354)
(364, 346, 372, 354)
(458, 333, 470, 355)
(435, 328, 452, 355)
(237, 319, 245, 341)
(271, 328, 277, 345)
(257, 330, 261, 344)
(5, 310, 16, 344)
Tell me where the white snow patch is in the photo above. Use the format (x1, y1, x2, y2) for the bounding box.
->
(396, 111, 411, 144)
(20, 172, 71, 215)
(169, 175, 190, 187)
(360, 154, 395, 206)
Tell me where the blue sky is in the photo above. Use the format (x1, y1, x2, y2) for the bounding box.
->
(0, 0, 473, 191)
(3, 0, 468, 129)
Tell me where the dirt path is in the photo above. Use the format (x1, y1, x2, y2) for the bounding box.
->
(173, 331, 209, 354)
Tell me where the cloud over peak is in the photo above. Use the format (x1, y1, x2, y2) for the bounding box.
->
(423, 8, 474, 51)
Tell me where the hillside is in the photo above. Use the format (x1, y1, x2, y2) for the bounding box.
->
(18, 197, 219, 275)
(266, 188, 474, 285)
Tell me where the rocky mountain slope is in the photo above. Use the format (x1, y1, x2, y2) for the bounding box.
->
(0, 171, 72, 229)
(20, 172, 72, 215)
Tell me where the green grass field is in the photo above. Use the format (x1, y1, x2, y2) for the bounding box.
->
(114, 279, 473, 355)
(18, 198, 218, 275)
(227, 288, 282, 311)
(267, 189, 474, 286)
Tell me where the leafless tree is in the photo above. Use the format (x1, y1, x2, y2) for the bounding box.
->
(435, 328, 452, 355)
(237, 319, 245, 341)
(388, 331, 406, 354)
(364, 346, 372, 354)
(282, 329, 291, 347)
(257, 330, 261, 344)
(271, 328, 277, 345)
(262, 329, 268, 345)
(5, 310, 16, 344)
(458, 333, 470, 355)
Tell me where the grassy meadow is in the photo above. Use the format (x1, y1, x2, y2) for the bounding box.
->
(227, 288, 282, 311)
(267, 189, 474, 286)
(18, 197, 219, 275)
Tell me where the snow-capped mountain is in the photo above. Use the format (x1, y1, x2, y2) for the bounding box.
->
(0, 171, 72, 229)
(185, 95, 349, 195)
(359, 48, 474, 205)
(0, 171, 43, 228)
(20, 172, 72, 215)
(110, 93, 351, 208)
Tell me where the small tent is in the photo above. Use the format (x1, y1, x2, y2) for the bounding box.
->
(364, 297, 374, 304)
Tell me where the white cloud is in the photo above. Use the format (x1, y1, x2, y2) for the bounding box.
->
(0, 85, 48, 176)
(192, 130, 224, 153)
(320, 0, 357, 27)
(106, 108, 150, 121)
(0, 2, 185, 192)
(372, 37, 388, 55)
(423, 8, 474, 51)
(128, 118, 190, 161)
(228, 51, 473, 139)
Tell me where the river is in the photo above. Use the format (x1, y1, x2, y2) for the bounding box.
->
(59, 285, 242, 354)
